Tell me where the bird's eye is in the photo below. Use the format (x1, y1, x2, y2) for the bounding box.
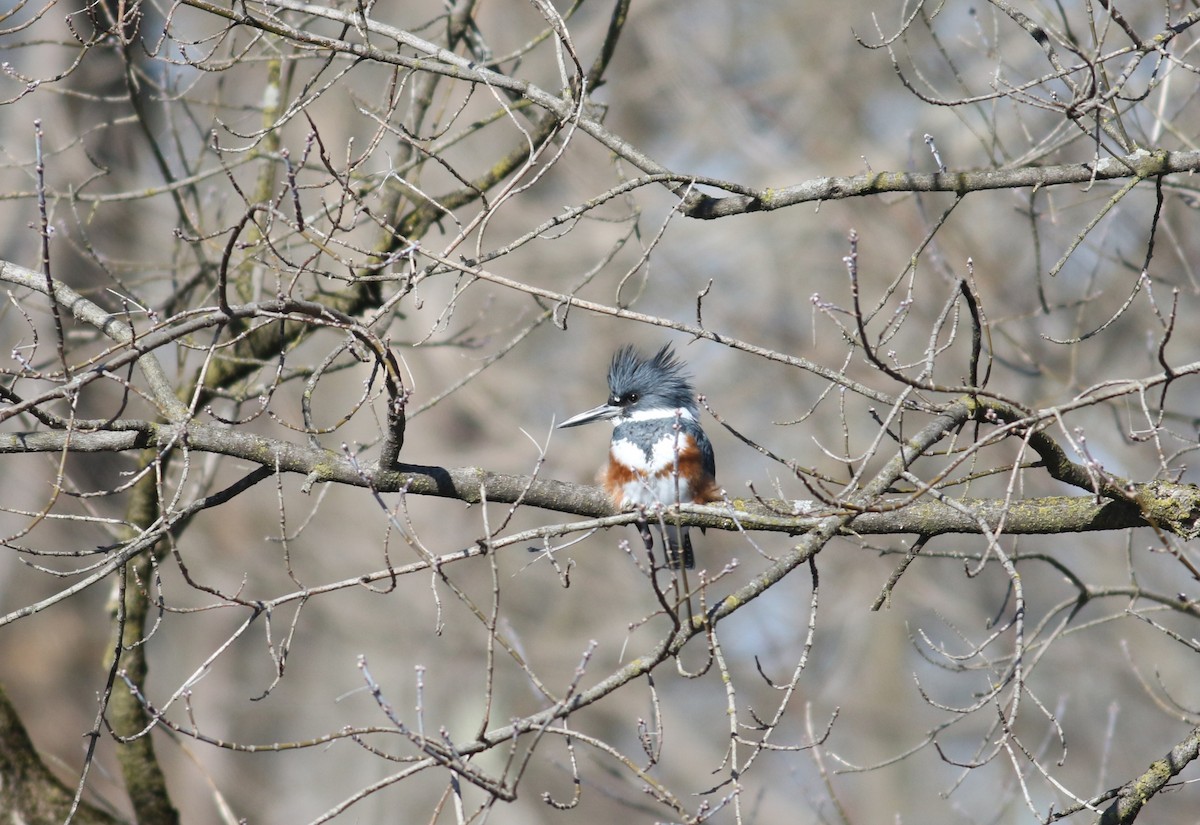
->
(626, 392, 639, 404)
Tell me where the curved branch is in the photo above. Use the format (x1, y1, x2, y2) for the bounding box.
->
(1, 260, 189, 422)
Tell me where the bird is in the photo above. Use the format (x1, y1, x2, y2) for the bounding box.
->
(558, 344, 719, 569)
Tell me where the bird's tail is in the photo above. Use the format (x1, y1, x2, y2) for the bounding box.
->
(661, 524, 695, 570)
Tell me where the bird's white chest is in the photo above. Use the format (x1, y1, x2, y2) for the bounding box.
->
(610, 434, 693, 506)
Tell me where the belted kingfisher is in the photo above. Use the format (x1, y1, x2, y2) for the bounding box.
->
(558, 344, 718, 569)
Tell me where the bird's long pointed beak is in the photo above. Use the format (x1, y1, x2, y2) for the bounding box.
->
(557, 402, 620, 428)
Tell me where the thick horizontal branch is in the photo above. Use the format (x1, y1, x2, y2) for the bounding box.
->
(0, 425, 1172, 539)
(679, 148, 1200, 218)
